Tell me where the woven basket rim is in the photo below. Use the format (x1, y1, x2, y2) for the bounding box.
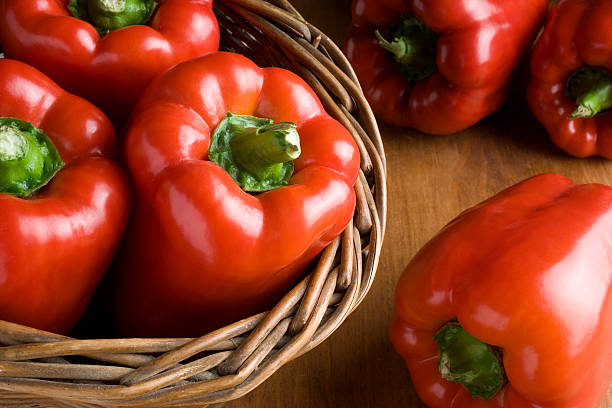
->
(0, 0, 387, 406)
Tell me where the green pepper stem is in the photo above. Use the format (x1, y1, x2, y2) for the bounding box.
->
(376, 15, 437, 81)
(567, 67, 612, 118)
(0, 125, 28, 161)
(68, 0, 157, 35)
(208, 113, 301, 192)
(0, 118, 64, 198)
(433, 323, 504, 401)
(375, 30, 415, 62)
(230, 122, 300, 181)
(95, 0, 124, 12)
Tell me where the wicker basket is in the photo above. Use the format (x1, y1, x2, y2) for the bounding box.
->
(0, 0, 386, 406)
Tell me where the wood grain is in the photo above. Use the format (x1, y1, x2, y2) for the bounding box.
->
(222, 0, 612, 407)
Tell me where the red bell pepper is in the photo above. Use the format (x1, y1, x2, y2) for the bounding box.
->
(0, 0, 219, 126)
(528, 0, 612, 158)
(390, 173, 612, 407)
(0, 59, 130, 334)
(345, 0, 547, 134)
(115, 52, 360, 337)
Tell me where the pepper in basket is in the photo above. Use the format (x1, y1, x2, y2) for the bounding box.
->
(116, 52, 360, 337)
(0, 59, 130, 334)
(0, 0, 220, 126)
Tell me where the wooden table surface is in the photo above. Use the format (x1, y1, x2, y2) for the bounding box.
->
(224, 1, 612, 407)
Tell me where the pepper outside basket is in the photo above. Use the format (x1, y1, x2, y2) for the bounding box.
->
(0, 0, 387, 407)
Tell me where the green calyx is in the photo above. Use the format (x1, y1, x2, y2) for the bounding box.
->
(209, 113, 301, 192)
(0, 118, 64, 198)
(67, 0, 157, 35)
(375, 15, 437, 81)
(567, 66, 612, 118)
(433, 323, 504, 401)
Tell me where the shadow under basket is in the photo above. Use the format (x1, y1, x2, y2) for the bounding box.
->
(0, 0, 387, 406)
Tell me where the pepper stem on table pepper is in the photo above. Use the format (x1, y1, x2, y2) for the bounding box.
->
(375, 15, 437, 81)
(567, 67, 612, 118)
(67, 0, 157, 35)
(209, 113, 301, 192)
(433, 323, 505, 401)
(0, 117, 64, 198)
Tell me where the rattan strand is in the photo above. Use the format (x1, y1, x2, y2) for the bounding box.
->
(0, 0, 387, 406)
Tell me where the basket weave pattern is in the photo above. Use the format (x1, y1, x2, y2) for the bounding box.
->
(0, 0, 387, 406)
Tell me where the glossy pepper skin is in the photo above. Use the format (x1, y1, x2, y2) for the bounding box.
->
(0, 59, 130, 334)
(390, 173, 612, 407)
(528, 0, 612, 158)
(0, 0, 219, 126)
(116, 52, 360, 337)
(345, 0, 547, 134)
